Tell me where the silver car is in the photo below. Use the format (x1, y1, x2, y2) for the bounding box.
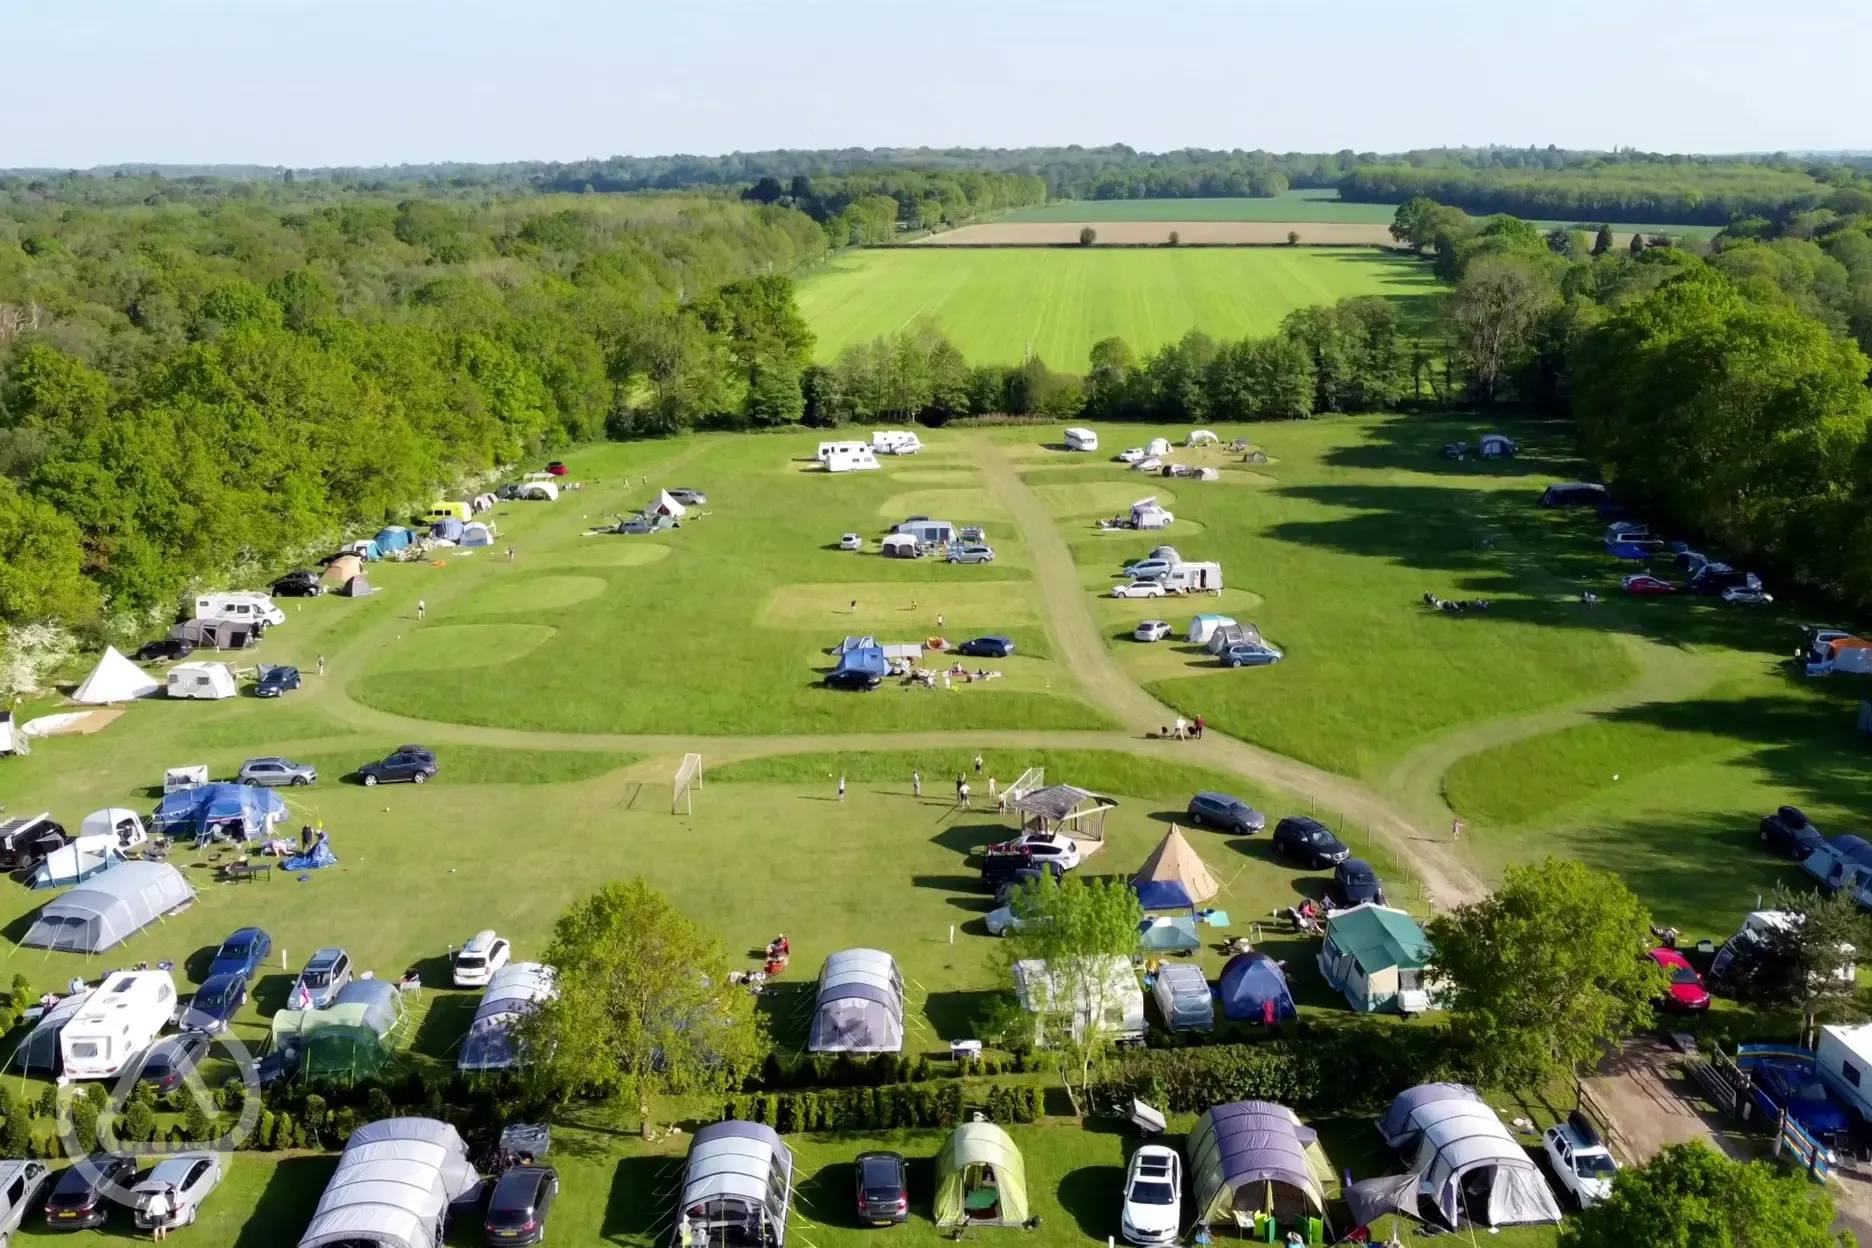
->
(238, 756, 317, 787)
(948, 544, 995, 564)
(133, 1153, 224, 1231)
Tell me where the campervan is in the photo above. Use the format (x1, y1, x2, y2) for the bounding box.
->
(193, 592, 285, 629)
(426, 501, 471, 524)
(818, 440, 871, 463)
(167, 662, 238, 700)
(1816, 1023, 1872, 1123)
(1160, 562, 1224, 594)
(61, 970, 176, 1080)
(1064, 428, 1099, 452)
(872, 430, 923, 455)
(1014, 956, 1145, 1047)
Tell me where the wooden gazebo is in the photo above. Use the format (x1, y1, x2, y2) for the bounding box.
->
(1011, 783, 1115, 851)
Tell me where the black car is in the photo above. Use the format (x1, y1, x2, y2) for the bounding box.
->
(1331, 858, 1386, 907)
(1186, 791, 1266, 835)
(956, 636, 1016, 659)
(855, 1150, 909, 1226)
(138, 1033, 210, 1096)
(1272, 815, 1350, 869)
(484, 1166, 559, 1246)
(134, 637, 195, 663)
(44, 1154, 138, 1231)
(981, 846, 1061, 887)
(255, 665, 301, 698)
(271, 570, 324, 598)
(0, 813, 69, 872)
(825, 667, 882, 691)
(1689, 565, 1756, 596)
(358, 747, 439, 786)
(1761, 805, 1825, 859)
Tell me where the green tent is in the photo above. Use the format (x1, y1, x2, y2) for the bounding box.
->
(269, 980, 405, 1083)
(933, 1121, 1029, 1229)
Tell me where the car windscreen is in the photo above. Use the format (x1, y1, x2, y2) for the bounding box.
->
(1575, 1152, 1617, 1176)
(1668, 966, 1700, 986)
(194, 983, 237, 1011)
(300, 969, 331, 989)
(220, 936, 253, 957)
(1129, 1180, 1176, 1205)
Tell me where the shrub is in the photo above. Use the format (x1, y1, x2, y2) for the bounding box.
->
(122, 1101, 157, 1144)
(1168, 231, 1180, 247)
(255, 1109, 276, 1152)
(271, 1111, 296, 1151)
(1079, 227, 1097, 246)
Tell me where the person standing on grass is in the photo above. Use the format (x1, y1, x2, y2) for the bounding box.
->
(912, 770, 922, 798)
(974, 753, 983, 775)
(850, 599, 858, 615)
(838, 775, 846, 802)
(317, 654, 325, 677)
(937, 613, 944, 631)
(987, 776, 998, 804)
(958, 780, 971, 810)
(507, 546, 516, 562)
(417, 599, 426, 621)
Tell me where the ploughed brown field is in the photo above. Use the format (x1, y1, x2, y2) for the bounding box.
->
(915, 221, 1403, 246)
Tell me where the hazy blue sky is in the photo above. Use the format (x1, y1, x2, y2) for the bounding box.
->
(6, 0, 1868, 168)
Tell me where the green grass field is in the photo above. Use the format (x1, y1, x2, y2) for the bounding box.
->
(796, 248, 1439, 367)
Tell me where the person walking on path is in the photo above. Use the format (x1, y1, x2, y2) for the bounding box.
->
(1193, 715, 1205, 739)
(416, 599, 426, 621)
(974, 753, 983, 775)
(850, 599, 858, 615)
(954, 775, 965, 802)
(1451, 817, 1462, 842)
(912, 771, 922, 798)
(317, 654, 326, 677)
(838, 776, 846, 802)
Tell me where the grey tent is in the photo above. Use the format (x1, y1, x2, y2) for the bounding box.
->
(1188, 1101, 1332, 1230)
(12, 990, 92, 1073)
(342, 575, 372, 598)
(297, 1117, 479, 1248)
(20, 861, 193, 953)
(671, 1121, 794, 1248)
(1344, 1175, 1420, 1229)
(458, 963, 557, 1072)
(1384, 1087, 1562, 1228)
(1151, 963, 1215, 1032)
(1377, 1083, 1480, 1149)
(169, 617, 259, 649)
(808, 949, 905, 1054)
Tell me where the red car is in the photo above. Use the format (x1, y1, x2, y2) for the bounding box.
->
(1648, 947, 1710, 1011)
(1623, 573, 1676, 596)
(545, 461, 568, 476)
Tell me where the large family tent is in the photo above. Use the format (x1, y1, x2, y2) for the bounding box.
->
(71, 647, 160, 704)
(322, 554, 365, 586)
(12, 989, 91, 1073)
(272, 979, 406, 1082)
(517, 481, 559, 501)
(374, 526, 412, 555)
(1187, 614, 1237, 645)
(296, 1117, 479, 1248)
(1219, 953, 1298, 1024)
(428, 517, 465, 542)
(934, 1121, 1029, 1229)
(169, 617, 259, 650)
(1377, 1083, 1480, 1148)
(1132, 825, 1219, 908)
(1380, 1086, 1562, 1228)
(1187, 1101, 1332, 1233)
(458, 962, 557, 1072)
(460, 522, 493, 548)
(671, 1121, 794, 1248)
(150, 782, 287, 841)
(341, 575, 373, 598)
(31, 838, 125, 890)
(880, 533, 920, 558)
(20, 861, 193, 953)
(808, 949, 905, 1054)
(1151, 963, 1215, 1032)
(1316, 904, 1434, 1014)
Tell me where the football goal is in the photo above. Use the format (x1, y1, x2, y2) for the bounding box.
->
(673, 753, 704, 815)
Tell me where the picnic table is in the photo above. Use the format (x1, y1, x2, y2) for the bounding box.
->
(220, 860, 272, 884)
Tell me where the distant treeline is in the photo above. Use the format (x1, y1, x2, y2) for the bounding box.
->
(740, 170, 1048, 238)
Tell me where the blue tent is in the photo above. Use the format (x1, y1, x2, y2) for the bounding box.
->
(285, 838, 338, 872)
(374, 526, 412, 554)
(150, 783, 287, 841)
(1219, 952, 1297, 1023)
(430, 518, 466, 542)
(1134, 879, 1196, 913)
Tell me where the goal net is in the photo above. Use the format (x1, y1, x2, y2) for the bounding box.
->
(673, 753, 704, 815)
(1006, 766, 1043, 807)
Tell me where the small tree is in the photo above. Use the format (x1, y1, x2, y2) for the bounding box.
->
(1167, 230, 1179, 247)
(1720, 884, 1867, 1041)
(1287, 230, 1300, 246)
(1629, 230, 1646, 257)
(1078, 227, 1097, 246)
(1001, 876, 1142, 1114)
(1560, 1143, 1843, 1248)
(1592, 223, 1615, 256)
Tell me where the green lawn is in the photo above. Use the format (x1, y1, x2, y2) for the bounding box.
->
(795, 248, 1439, 368)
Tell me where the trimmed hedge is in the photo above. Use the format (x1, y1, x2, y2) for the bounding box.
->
(724, 1083, 965, 1133)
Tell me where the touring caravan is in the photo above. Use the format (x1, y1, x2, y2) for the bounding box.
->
(817, 440, 871, 462)
(167, 662, 238, 700)
(1817, 1023, 1872, 1123)
(826, 446, 880, 473)
(1013, 956, 1145, 1047)
(1064, 428, 1100, 452)
(872, 430, 923, 455)
(1161, 561, 1224, 594)
(61, 970, 176, 1080)
(194, 592, 284, 629)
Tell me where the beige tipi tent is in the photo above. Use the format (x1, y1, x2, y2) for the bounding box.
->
(1133, 824, 1220, 905)
(321, 554, 364, 586)
(71, 647, 161, 704)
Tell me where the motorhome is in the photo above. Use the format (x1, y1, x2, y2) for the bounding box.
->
(60, 970, 177, 1080)
(1816, 1023, 1872, 1123)
(871, 430, 923, 455)
(1064, 428, 1100, 452)
(193, 591, 285, 629)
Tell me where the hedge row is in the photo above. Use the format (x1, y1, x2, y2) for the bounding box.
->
(746, 1049, 1055, 1092)
(725, 1083, 967, 1133)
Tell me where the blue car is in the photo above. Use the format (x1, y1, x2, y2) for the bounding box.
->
(180, 973, 249, 1034)
(207, 927, 272, 982)
(1221, 643, 1284, 669)
(1753, 1060, 1851, 1140)
(254, 665, 301, 697)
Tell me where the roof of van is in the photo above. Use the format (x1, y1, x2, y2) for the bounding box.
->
(463, 930, 499, 953)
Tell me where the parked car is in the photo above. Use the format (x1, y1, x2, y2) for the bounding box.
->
(359, 746, 439, 786)
(44, 1154, 136, 1230)
(1761, 806, 1825, 859)
(854, 1151, 909, 1226)
(254, 665, 301, 698)
(984, 905, 1034, 937)
(207, 926, 273, 980)
(1331, 859, 1385, 907)
(180, 972, 250, 1034)
(133, 1154, 223, 1232)
(135, 637, 197, 662)
(1113, 581, 1168, 599)
(1117, 448, 1148, 464)
(1220, 643, 1283, 668)
(1125, 558, 1175, 580)
(0, 813, 69, 872)
(949, 544, 996, 565)
(1690, 565, 1754, 596)
(991, 832, 1081, 873)
(1646, 947, 1710, 1012)
(291, 947, 352, 1009)
(1542, 1114, 1619, 1207)
(994, 867, 1057, 907)
(239, 756, 316, 787)
(544, 461, 568, 476)
(0, 1161, 51, 1244)
(1272, 815, 1350, 868)
(957, 636, 1016, 658)
(1622, 574, 1676, 596)
(1752, 1059, 1851, 1141)
(1186, 792, 1265, 835)
(667, 488, 707, 505)
(484, 1165, 559, 1246)
(825, 667, 883, 691)
(980, 847, 1060, 887)
(453, 930, 512, 988)
(1120, 1145, 1182, 1246)
(1134, 620, 1172, 643)
(618, 516, 656, 534)
(271, 570, 324, 598)
(839, 533, 864, 551)
(136, 1033, 210, 1096)
(1723, 585, 1774, 606)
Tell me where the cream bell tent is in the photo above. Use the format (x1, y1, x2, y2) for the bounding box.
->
(1132, 825, 1220, 906)
(72, 648, 160, 705)
(654, 490, 688, 518)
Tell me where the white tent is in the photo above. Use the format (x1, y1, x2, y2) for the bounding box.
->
(1146, 437, 1172, 457)
(32, 839, 126, 890)
(71, 648, 160, 705)
(1385, 1087, 1562, 1228)
(1187, 430, 1220, 446)
(880, 533, 920, 558)
(460, 522, 494, 548)
(80, 808, 148, 852)
(654, 490, 688, 518)
(0, 710, 17, 757)
(517, 481, 559, 501)
(809, 949, 905, 1054)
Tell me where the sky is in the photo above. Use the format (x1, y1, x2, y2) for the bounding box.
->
(5, 0, 1870, 169)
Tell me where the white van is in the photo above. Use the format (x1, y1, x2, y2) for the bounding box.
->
(871, 430, 923, 455)
(1065, 428, 1099, 452)
(167, 662, 238, 700)
(61, 969, 176, 1079)
(194, 592, 284, 629)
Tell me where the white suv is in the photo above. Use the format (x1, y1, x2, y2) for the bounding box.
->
(1542, 1116, 1618, 1207)
(1120, 1145, 1181, 1245)
(453, 930, 512, 987)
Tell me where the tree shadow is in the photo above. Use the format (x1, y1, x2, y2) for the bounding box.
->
(1056, 1164, 1125, 1238)
(1320, 413, 1590, 479)
(921, 989, 1003, 1042)
(251, 973, 295, 1017)
(410, 991, 479, 1062)
(602, 1153, 687, 1241)
(232, 1154, 338, 1248)
(928, 821, 1017, 858)
(755, 981, 816, 1052)
(912, 874, 984, 895)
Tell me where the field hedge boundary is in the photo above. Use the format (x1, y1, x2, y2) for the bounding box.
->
(875, 242, 1406, 252)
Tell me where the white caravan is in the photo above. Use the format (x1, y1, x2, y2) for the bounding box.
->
(817, 440, 871, 462)
(167, 662, 238, 700)
(871, 430, 923, 455)
(1065, 428, 1100, 452)
(1159, 561, 1224, 593)
(61, 969, 177, 1079)
(826, 447, 880, 473)
(1013, 956, 1145, 1047)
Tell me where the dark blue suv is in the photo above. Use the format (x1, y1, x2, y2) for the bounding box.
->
(207, 926, 272, 981)
(359, 746, 439, 786)
(254, 665, 301, 697)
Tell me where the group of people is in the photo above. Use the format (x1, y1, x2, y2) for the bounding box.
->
(1161, 715, 1205, 740)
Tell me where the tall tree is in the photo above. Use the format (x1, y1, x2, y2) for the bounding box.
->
(1449, 254, 1556, 402)
(1428, 859, 1664, 1085)
(1592, 223, 1615, 256)
(1560, 1143, 1845, 1248)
